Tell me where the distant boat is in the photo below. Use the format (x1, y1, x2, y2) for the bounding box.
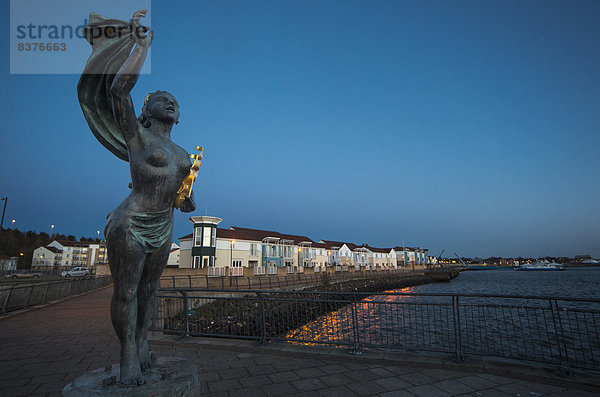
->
(515, 260, 564, 271)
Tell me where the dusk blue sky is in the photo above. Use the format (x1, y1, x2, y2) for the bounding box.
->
(1, 0, 599, 258)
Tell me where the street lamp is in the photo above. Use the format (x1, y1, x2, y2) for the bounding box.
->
(0, 197, 7, 229)
(230, 240, 235, 267)
(11, 219, 16, 228)
(298, 247, 301, 269)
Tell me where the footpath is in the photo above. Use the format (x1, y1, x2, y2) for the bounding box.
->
(0, 287, 598, 397)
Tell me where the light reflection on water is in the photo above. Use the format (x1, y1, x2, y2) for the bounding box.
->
(285, 268, 600, 367)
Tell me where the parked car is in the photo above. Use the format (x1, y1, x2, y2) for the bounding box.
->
(61, 267, 90, 277)
(4, 271, 42, 279)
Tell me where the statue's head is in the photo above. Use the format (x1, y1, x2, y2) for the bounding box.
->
(138, 90, 180, 127)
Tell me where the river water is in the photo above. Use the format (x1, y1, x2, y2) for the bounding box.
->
(285, 267, 600, 369)
(405, 267, 600, 299)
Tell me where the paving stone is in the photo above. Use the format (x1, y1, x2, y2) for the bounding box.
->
(405, 384, 450, 397)
(294, 366, 327, 378)
(370, 367, 396, 377)
(430, 379, 476, 395)
(268, 370, 301, 383)
(403, 371, 438, 386)
(238, 374, 273, 388)
(455, 375, 499, 390)
(345, 381, 387, 395)
(200, 370, 221, 382)
(321, 364, 348, 375)
(207, 378, 242, 393)
(318, 385, 360, 396)
(247, 364, 278, 375)
(380, 390, 418, 397)
(291, 377, 327, 391)
(374, 376, 413, 391)
(476, 373, 519, 385)
(261, 382, 299, 396)
(494, 380, 564, 395)
(219, 367, 249, 380)
(319, 373, 354, 387)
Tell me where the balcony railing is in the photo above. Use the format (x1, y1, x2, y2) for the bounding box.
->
(267, 266, 278, 275)
(207, 267, 226, 277)
(297, 266, 304, 274)
(286, 266, 295, 274)
(254, 266, 266, 276)
(230, 267, 243, 277)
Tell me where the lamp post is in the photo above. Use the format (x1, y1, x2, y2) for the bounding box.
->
(11, 219, 16, 228)
(298, 247, 301, 270)
(230, 240, 234, 267)
(0, 197, 7, 229)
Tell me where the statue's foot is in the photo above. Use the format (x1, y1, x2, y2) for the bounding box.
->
(138, 341, 156, 372)
(120, 353, 145, 387)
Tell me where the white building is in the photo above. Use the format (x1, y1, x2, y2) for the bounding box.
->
(32, 240, 106, 270)
(0, 255, 17, 271)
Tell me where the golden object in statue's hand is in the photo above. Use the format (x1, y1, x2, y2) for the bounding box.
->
(174, 146, 203, 209)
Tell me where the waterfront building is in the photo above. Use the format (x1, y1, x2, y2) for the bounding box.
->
(0, 255, 17, 271)
(32, 240, 106, 270)
(175, 216, 429, 276)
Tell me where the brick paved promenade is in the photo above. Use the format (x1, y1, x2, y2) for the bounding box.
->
(0, 286, 598, 397)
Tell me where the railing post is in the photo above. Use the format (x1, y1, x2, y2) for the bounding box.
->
(205, 275, 209, 288)
(349, 302, 361, 354)
(549, 299, 570, 374)
(180, 291, 189, 338)
(188, 275, 192, 289)
(452, 295, 464, 362)
(221, 276, 225, 290)
(172, 276, 176, 289)
(42, 284, 50, 304)
(256, 292, 267, 345)
(24, 286, 35, 309)
(2, 286, 14, 314)
(66, 280, 72, 296)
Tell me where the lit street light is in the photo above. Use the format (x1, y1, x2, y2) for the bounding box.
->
(11, 219, 15, 228)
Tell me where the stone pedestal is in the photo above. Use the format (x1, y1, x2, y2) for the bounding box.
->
(62, 357, 198, 397)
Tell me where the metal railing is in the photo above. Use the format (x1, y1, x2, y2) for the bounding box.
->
(0, 276, 112, 315)
(151, 289, 600, 372)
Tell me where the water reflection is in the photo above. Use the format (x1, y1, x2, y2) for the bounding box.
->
(285, 269, 600, 369)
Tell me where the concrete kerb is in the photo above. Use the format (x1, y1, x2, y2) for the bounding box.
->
(148, 333, 600, 394)
(0, 283, 113, 321)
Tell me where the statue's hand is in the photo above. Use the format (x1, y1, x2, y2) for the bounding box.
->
(132, 10, 153, 48)
(180, 191, 196, 213)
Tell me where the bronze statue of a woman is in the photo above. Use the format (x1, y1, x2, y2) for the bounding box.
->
(77, 10, 197, 386)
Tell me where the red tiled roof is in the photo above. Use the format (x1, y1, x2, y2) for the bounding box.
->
(319, 240, 358, 250)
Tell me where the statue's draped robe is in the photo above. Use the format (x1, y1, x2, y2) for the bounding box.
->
(78, 14, 173, 253)
(77, 13, 134, 162)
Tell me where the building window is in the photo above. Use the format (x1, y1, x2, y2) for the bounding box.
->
(194, 227, 202, 247)
(285, 261, 292, 267)
(231, 260, 242, 268)
(211, 229, 216, 247)
(250, 244, 257, 256)
(193, 256, 201, 268)
(202, 227, 211, 247)
(202, 256, 213, 267)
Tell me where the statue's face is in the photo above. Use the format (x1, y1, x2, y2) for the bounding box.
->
(147, 91, 180, 124)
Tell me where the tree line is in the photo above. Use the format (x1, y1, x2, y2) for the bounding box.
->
(0, 228, 101, 269)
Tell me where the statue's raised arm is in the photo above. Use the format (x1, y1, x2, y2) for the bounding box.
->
(77, 10, 151, 161)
